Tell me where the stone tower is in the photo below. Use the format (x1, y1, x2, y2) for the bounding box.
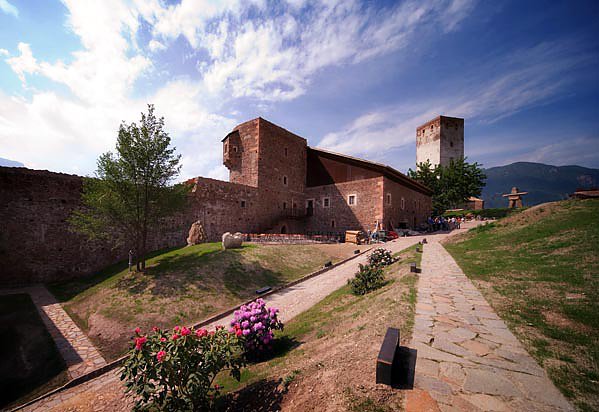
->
(416, 115, 464, 168)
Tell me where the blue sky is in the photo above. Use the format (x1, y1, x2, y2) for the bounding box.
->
(1, 0, 598, 180)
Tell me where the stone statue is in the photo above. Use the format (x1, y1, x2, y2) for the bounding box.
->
(222, 232, 243, 249)
(187, 220, 206, 245)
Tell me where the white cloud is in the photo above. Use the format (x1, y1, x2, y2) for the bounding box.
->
(0, 48, 9, 56)
(0, 0, 18, 17)
(148, 39, 166, 52)
(6, 43, 38, 83)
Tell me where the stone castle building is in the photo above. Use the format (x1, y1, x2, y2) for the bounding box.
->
(416, 115, 464, 168)
(1, 116, 437, 285)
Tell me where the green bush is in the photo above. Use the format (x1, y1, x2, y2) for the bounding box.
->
(348, 264, 385, 295)
(367, 248, 396, 267)
(121, 325, 245, 411)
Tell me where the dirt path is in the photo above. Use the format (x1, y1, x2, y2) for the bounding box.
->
(407, 240, 574, 412)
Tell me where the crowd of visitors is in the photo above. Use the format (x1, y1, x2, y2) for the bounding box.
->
(426, 216, 463, 232)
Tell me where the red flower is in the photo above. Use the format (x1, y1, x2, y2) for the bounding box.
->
(216, 325, 224, 330)
(196, 328, 208, 338)
(152, 326, 159, 332)
(235, 329, 243, 337)
(134, 336, 147, 350)
(181, 326, 191, 336)
(156, 350, 166, 362)
(209, 331, 215, 336)
(160, 337, 166, 342)
(174, 326, 180, 332)
(134, 327, 141, 335)
(172, 334, 180, 341)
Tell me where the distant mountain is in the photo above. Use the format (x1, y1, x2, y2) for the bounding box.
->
(481, 162, 599, 208)
(0, 157, 24, 167)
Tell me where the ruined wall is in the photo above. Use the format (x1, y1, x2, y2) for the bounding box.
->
(304, 177, 384, 234)
(224, 119, 260, 187)
(0, 167, 188, 285)
(382, 177, 432, 229)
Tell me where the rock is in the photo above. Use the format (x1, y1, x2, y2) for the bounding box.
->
(187, 220, 206, 245)
(222, 232, 243, 249)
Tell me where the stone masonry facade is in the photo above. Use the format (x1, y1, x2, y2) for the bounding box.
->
(1, 117, 432, 285)
(416, 115, 464, 168)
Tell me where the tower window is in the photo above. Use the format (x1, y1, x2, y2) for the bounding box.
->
(450, 141, 454, 148)
(323, 197, 330, 208)
(430, 125, 434, 130)
(233, 146, 238, 152)
(348, 194, 356, 206)
(240, 200, 246, 208)
(386, 193, 392, 205)
(401, 197, 405, 210)
(284, 147, 288, 157)
(283, 202, 287, 209)
(331, 220, 336, 228)
(283, 175, 288, 186)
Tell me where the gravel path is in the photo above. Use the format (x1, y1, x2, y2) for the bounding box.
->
(407, 239, 574, 412)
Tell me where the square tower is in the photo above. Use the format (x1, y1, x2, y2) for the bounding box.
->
(416, 116, 464, 168)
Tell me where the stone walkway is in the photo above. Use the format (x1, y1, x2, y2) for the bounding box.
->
(1, 286, 106, 379)
(408, 240, 573, 412)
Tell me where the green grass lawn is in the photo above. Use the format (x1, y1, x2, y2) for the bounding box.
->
(48, 242, 366, 361)
(0, 294, 69, 409)
(213, 245, 420, 411)
(444, 199, 599, 412)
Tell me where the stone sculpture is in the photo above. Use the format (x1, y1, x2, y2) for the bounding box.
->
(222, 232, 243, 249)
(187, 221, 206, 245)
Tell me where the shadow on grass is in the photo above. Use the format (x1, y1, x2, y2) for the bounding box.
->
(216, 379, 285, 412)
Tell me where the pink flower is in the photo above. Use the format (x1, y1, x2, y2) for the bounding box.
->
(156, 350, 166, 362)
(134, 327, 141, 335)
(235, 329, 243, 337)
(174, 326, 180, 332)
(160, 337, 166, 342)
(152, 326, 159, 332)
(196, 328, 208, 338)
(134, 336, 147, 350)
(172, 334, 180, 341)
(216, 325, 224, 330)
(181, 326, 191, 336)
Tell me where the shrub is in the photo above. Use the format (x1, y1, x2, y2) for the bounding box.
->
(230, 298, 283, 359)
(367, 248, 396, 267)
(121, 325, 244, 411)
(348, 264, 385, 295)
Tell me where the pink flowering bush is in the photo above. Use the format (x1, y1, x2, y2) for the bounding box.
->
(121, 325, 244, 411)
(230, 298, 283, 358)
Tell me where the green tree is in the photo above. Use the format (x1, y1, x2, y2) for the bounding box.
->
(70, 104, 188, 271)
(408, 157, 486, 215)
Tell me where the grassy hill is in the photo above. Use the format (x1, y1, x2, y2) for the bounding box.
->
(444, 199, 599, 411)
(48, 242, 367, 361)
(482, 162, 599, 208)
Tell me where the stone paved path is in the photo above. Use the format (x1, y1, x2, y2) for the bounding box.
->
(408, 240, 574, 412)
(1, 285, 106, 379)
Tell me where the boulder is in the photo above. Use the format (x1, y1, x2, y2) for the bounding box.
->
(187, 220, 207, 245)
(222, 232, 243, 250)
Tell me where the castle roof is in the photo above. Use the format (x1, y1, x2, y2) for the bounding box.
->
(308, 147, 432, 195)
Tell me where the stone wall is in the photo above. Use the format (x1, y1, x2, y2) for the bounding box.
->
(0, 167, 188, 285)
(416, 115, 464, 168)
(304, 177, 384, 234)
(382, 177, 432, 229)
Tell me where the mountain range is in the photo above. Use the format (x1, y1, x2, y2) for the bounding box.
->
(481, 162, 599, 208)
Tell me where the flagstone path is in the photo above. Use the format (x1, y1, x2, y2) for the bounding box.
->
(0, 286, 106, 379)
(407, 240, 574, 412)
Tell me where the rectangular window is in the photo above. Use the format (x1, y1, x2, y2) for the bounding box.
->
(348, 194, 356, 206)
(323, 197, 330, 208)
(240, 200, 246, 208)
(386, 193, 392, 205)
(283, 175, 288, 186)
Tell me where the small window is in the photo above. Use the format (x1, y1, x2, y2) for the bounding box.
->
(331, 220, 336, 228)
(284, 147, 288, 157)
(283, 202, 287, 210)
(430, 124, 434, 130)
(323, 197, 330, 208)
(283, 175, 288, 186)
(386, 193, 392, 205)
(224, 142, 228, 154)
(240, 200, 246, 208)
(401, 197, 405, 210)
(348, 194, 356, 206)
(449, 141, 454, 148)
(233, 146, 238, 152)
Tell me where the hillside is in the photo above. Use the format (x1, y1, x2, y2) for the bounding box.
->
(444, 199, 599, 411)
(481, 162, 599, 208)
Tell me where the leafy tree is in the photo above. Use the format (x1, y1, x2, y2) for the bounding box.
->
(408, 157, 486, 215)
(70, 104, 188, 271)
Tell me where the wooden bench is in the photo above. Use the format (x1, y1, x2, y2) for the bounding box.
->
(376, 327, 401, 385)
